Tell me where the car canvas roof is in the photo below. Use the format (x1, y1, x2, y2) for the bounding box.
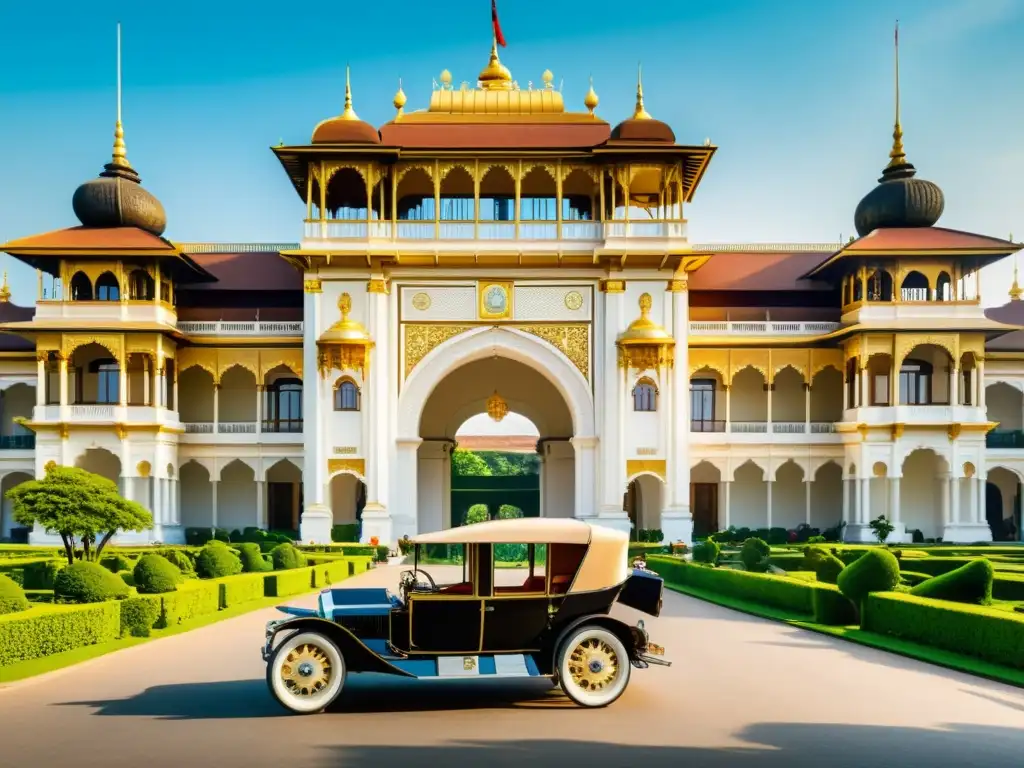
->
(411, 517, 627, 546)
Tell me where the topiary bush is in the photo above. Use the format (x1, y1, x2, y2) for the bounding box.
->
(837, 548, 900, 611)
(101, 554, 136, 574)
(195, 543, 243, 579)
(0, 573, 29, 615)
(54, 561, 130, 603)
(157, 548, 196, 576)
(691, 539, 720, 565)
(237, 542, 271, 573)
(118, 569, 135, 587)
(271, 543, 306, 571)
(23, 560, 65, 590)
(740, 537, 771, 572)
(803, 547, 845, 584)
(910, 558, 994, 605)
(133, 554, 183, 594)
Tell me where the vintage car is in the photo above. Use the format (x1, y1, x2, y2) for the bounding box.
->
(261, 518, 669, 714)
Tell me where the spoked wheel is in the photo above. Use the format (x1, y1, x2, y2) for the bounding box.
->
(557, 626, 630, 708)
(267, 631, 346, 714)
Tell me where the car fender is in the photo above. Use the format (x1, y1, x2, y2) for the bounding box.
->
(266, 617, 414, 678)
(543, 614, 639, 674)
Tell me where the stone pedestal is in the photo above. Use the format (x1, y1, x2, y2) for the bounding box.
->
(660, 512, 694, 547)
(360, 503, 394, 545)
(942, 522, 993, 544)
(299, 502, 333, 545)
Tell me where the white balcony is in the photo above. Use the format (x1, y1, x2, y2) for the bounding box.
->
(842, 405, 987, 426)
(180, 421, 304, 444)
(177, 321, 303, 336)
(301, 219, 688, 253)
(689, 421, 840, 444)
(33, 404, 180, 425)
(34, 300, 177, 327)
(688, 321, 841, 336)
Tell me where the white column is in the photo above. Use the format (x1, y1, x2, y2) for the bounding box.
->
(58, 355, 68, 407)
(211, 479, 219, 528)
(722, 480, 731, 529)
(941, 474, 951, 525)
(950, 366, 959, 406)
(118, 357, 128, 407)
(951, 476, 960, 524)
(172, 367, 179, 411)
(256, 478, 264, 528)
(600, 283, 626, 514)
(255, 385, 263, 433)
(889, 476, 901, 524)
(142, 357, 150, 406)
(860, 477, 871, 524)
(860, 366, 869, 408)
(842, 476, 850, 524)
(363, 280, 391, 533)
(842, 372, 849, 411)
(805, 477, 812, 525)
(725, 385, 732, 433)
(153, 471, 164, 528)
(170, 478, 178, 526)
(155, 362, 165, 410)
(804, 384, 811, 433)
(36, 356, 45, 407)
(572, 436, 599, 521)
(766, 474, 773, 528)
(973, 476, 983, 524)
(766, 381, 773, 432)
(663, 284, 691, 541)
(388, 438, 421, 541)
(301, 282, 324, 508)
(213, 384, 220, 433)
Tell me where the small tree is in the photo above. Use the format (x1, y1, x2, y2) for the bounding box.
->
(6, 465, 152, 565)
(868, 515, 895, 545)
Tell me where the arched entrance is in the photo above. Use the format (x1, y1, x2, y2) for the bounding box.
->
(398, 327, 592, 537)
(625, 473, 664, 540)
(266, 459, 302, 533)
(329, 472, 367, 537)
(987, 467, 1022, 541)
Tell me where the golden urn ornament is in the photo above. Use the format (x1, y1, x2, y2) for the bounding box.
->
(317, 292, 374, 378)
(617, 293, 675, 372)
(486, 390, 509, 422)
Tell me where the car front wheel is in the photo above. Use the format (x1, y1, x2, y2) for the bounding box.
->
(556, 625, 631, 708)
(267, 631, 346, 714)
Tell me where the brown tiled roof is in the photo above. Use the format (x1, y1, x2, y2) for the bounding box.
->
(3, 226, 176, 252)
(180, 250, 301, 292)
(688, 251, 832, 291)
(379, 122, 611, 149)
(845, 227, 1020, 252)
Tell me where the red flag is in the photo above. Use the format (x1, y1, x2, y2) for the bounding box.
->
(492, 0, 507, 47)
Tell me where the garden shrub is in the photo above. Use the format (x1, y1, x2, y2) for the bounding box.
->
(23, 560, 65, 590)
(118, 570, 135, 587)
(0, 602, 120, 666)
(133, 554, 183, 595)
(740, 537, 771, 572)
(691, 540, 720, 565)
(237, 542, 271, 573)
(185, 527, 229, 546)
(101, 554, 136, 574)
(120, 595, 161, 637)
(0, 573, 29, 615)
(807, 535, 826, 544)
(271, 543, 306, 571)
(910, 559, 993, 605)
(195, 543, 242, 579)
(898, 570, 932, 587)
(992, 573, 1024, 601)
(812, 584, 857, 625)
(864, 591, 1024, 669)
(265, 566, 316, 597)
(159, 580, 220, 627)
(213, 527, 231, 543)
(331, 523, 360, 543)
(805, 548, 845, 585)
(54, 561, 130, 603)
(157, 548, 196, 576)
(219, 573, 267, 608)
(837, 548, 900, 607)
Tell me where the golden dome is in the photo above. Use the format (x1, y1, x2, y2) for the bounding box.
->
(478, 40, 513, 90)
(584, 76, 599, 114)
(319, 292, 371, 344)
(393, 79, 407, 115)
(618, 293, 674, 345)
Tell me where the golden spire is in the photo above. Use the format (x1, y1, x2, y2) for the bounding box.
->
(478, 36, 513, 90)
(584, 76, 599, 115)
(111, 22, 131, 169)
(632, 63, 651, 120)
(0, 271, 10, 303)
(340, 65, 359, 120)
(887, 20, 906, 169)
(393, 77, 407, 117)
(1011, 253, 1022, 301)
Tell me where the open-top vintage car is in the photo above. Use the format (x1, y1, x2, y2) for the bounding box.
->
(261, 518, 669, 714)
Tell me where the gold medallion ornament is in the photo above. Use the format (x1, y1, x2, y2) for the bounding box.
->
(478, 281, 512, 320)
(412, 292, 432, 311)
(564, 290, 584, 311)
(486, 390, 509, 422)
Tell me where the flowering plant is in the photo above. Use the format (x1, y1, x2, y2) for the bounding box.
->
(370, 536, 380, 547)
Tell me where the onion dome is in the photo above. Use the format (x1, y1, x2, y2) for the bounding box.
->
(393, 78, 407, 118)
(312, 67, 381, 144)
(610, 65, 675, 143)
(617, 292, 675, 371)
(584, 77, 599, 115)
(478, 39, 513, 90)
(317, 292, 374, 378)
(72, 118, 167, 236)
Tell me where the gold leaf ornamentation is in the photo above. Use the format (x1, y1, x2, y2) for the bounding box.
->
(520, 324, 590, 381)
(404, 325, 473, 378)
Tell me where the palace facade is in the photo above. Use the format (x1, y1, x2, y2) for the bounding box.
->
(1, 40, 1022, 547)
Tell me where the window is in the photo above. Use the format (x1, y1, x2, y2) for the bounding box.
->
(128, 270, 154, 300)
(961, 369, 972, 405)
(95, 273, 120, 301)
(633, 379, 657, 412)
(87, 358, 119, 404)
(334, 379, 360, 411)
(899, 359, 932, 405)
(690, 378, 716, 430)
(266, 378, 302, 432)
(70, 272, 93, 301)
(872, 373, 890, 406)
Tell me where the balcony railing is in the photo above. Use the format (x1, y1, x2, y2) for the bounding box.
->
(688, 321, 841, 336)
(183, 420, 304, 435)
(988, 429, 1024, 449)
(302, 219, 687, 244)
(690, 420, 837, 435)
(177, 321, 303, 336)
(0, 435, 34, 449)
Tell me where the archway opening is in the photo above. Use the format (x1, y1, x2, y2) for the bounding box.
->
(329, 473, 367, 539)
(625, 473, 664, 540)
(179, 461, 212, 530)
(986, 467, 1021, 542)
(219, 460, 256, 533)
(690, 460, 722, 537)
(1, 472, 32, 540)
(900, 448, 948, 541)
(266, 459, 302, 534)
(75, 448, 121, 484)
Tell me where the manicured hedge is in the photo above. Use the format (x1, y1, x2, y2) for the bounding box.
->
(863, 592, 1024, 670)
(120, 595, 161, 637)
(0, 602, 120, 666)
(265, 566, 316, 598)
(159, 580, 220, 627)
(992, 573, 1024, 601)
(219, 572, 267, 609)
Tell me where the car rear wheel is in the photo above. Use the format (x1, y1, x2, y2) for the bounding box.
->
(557, 625, 630, 708)
(267, 631, 346, 714)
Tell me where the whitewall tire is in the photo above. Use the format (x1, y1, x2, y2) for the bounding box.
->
(267, 631, 346, 714)
(557, 625, 631, 707)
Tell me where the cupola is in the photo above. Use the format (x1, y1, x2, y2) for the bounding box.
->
(617, 293, 675, 371)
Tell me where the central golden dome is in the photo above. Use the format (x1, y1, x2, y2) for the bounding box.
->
(478, 39, 513, 90)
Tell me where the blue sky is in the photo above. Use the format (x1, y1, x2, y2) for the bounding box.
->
(1, 0, 1022, 308)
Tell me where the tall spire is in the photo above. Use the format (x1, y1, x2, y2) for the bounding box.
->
(111, 22, 131, 169)
(341, 65, 359, 120)
(1011, 251, 1022, 301)
(632, 63, 651, 120)
(887, 20, 906, 169)
(0, 271, 10, 303)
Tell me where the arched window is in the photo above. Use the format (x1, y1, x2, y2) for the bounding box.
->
(899, 359, 933, 405)
(128, 270, 155, 300)
(936, 272, 952, 302)
(900, 271, 929, 302)
(266, 378, 302, 432)
(690, 378, 716, 430)
(70, 272, 93, 301)
(334, 379, 360, 411)
(867, 270, 893, 301)
(87, 358, 119, 404)
(633, 378, 657, 412)
(95, 273, 120, 301)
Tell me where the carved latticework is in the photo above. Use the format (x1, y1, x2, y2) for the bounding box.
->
(404, 325, 474, 378)
(520, 324, 590, 381)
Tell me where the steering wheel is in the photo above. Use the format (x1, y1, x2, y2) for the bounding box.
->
(399, 568, 437, 594)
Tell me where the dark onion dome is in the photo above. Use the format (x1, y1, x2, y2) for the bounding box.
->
(311, 67, 381, 145)
(609, 67, 675, 144)
(72, 120, 167, 236)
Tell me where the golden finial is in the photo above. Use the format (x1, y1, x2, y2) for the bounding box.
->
(632, 63, 651, 120)
(440, 69, 452, 89)
(478, 36, 513, 90)
(542, 70, 554, 90)
(1011, 254, 1022, 301)
(0, 271, 10, 303)
(338, 292, 352, 317)
(340, 65, 359, 121)
(393, 78, 407, 116)
(111, 22, 131, 169)
(638, 292, 653, 314)
(887, 20, 906, 168)
(584, 76, 599, 114)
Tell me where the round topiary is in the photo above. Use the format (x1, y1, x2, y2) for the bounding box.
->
(837, 548, 900, 607)
(195, 543, 243, 579)
(691, 539, 720, 565)
(803, 547, 846, 584)
(133, 554, 183, 594)
(237, 542, 271, 573)
(158, 548, 196, 576)
(0, 573, 29, 615)
(910, 558, 993, 604)
(740, 537, 771, 572)
(54, 561, 130, 603)
(271, 543, 306, 571)
(101, 554, 136, 574)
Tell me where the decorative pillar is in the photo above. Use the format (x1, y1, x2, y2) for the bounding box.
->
(842, 372, 849, 411)
(172, 367, 179, 411)
(724, 385, 732, 433)
(213, 384, 220, 433)
(860, 476, 871, 525)
(255, 385, 263, 433)
(766, 381, 773, 432)
(663, 278, 692, 543)
(860, 364, 869, 409)
(941, 474, 951, 525)
(722, 480, 731, 530)
(153, 470, 164, 531)
(390, 438, 421, 540)
(300, 278, 330, 543)
(766, 473, 773, 528)
(36, 355, 46, 407)
(804, 384, 811, 433)
(143, 357, 150, 406)
(889, 476, 901, 524)
(571, 436, 599, 521)
(842, 475, 850, 524)
(58, 355, 68, 407)
(950, 475, 960, 524)
(155, 361, 165, 410)
(972, 476, 983, 525)
(211, 479, 219, 528)
(256, 479, 264, 529)
(805, 477, 812, 525)
(118, 357, 128, 407)
(950, 366, 959, 406)
(599, 280, 627, 516)
(363, 278, 392, 540)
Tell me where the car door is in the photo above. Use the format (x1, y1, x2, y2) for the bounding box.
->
(408, 543, 486, 654)
(481, 543, 550, 652)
